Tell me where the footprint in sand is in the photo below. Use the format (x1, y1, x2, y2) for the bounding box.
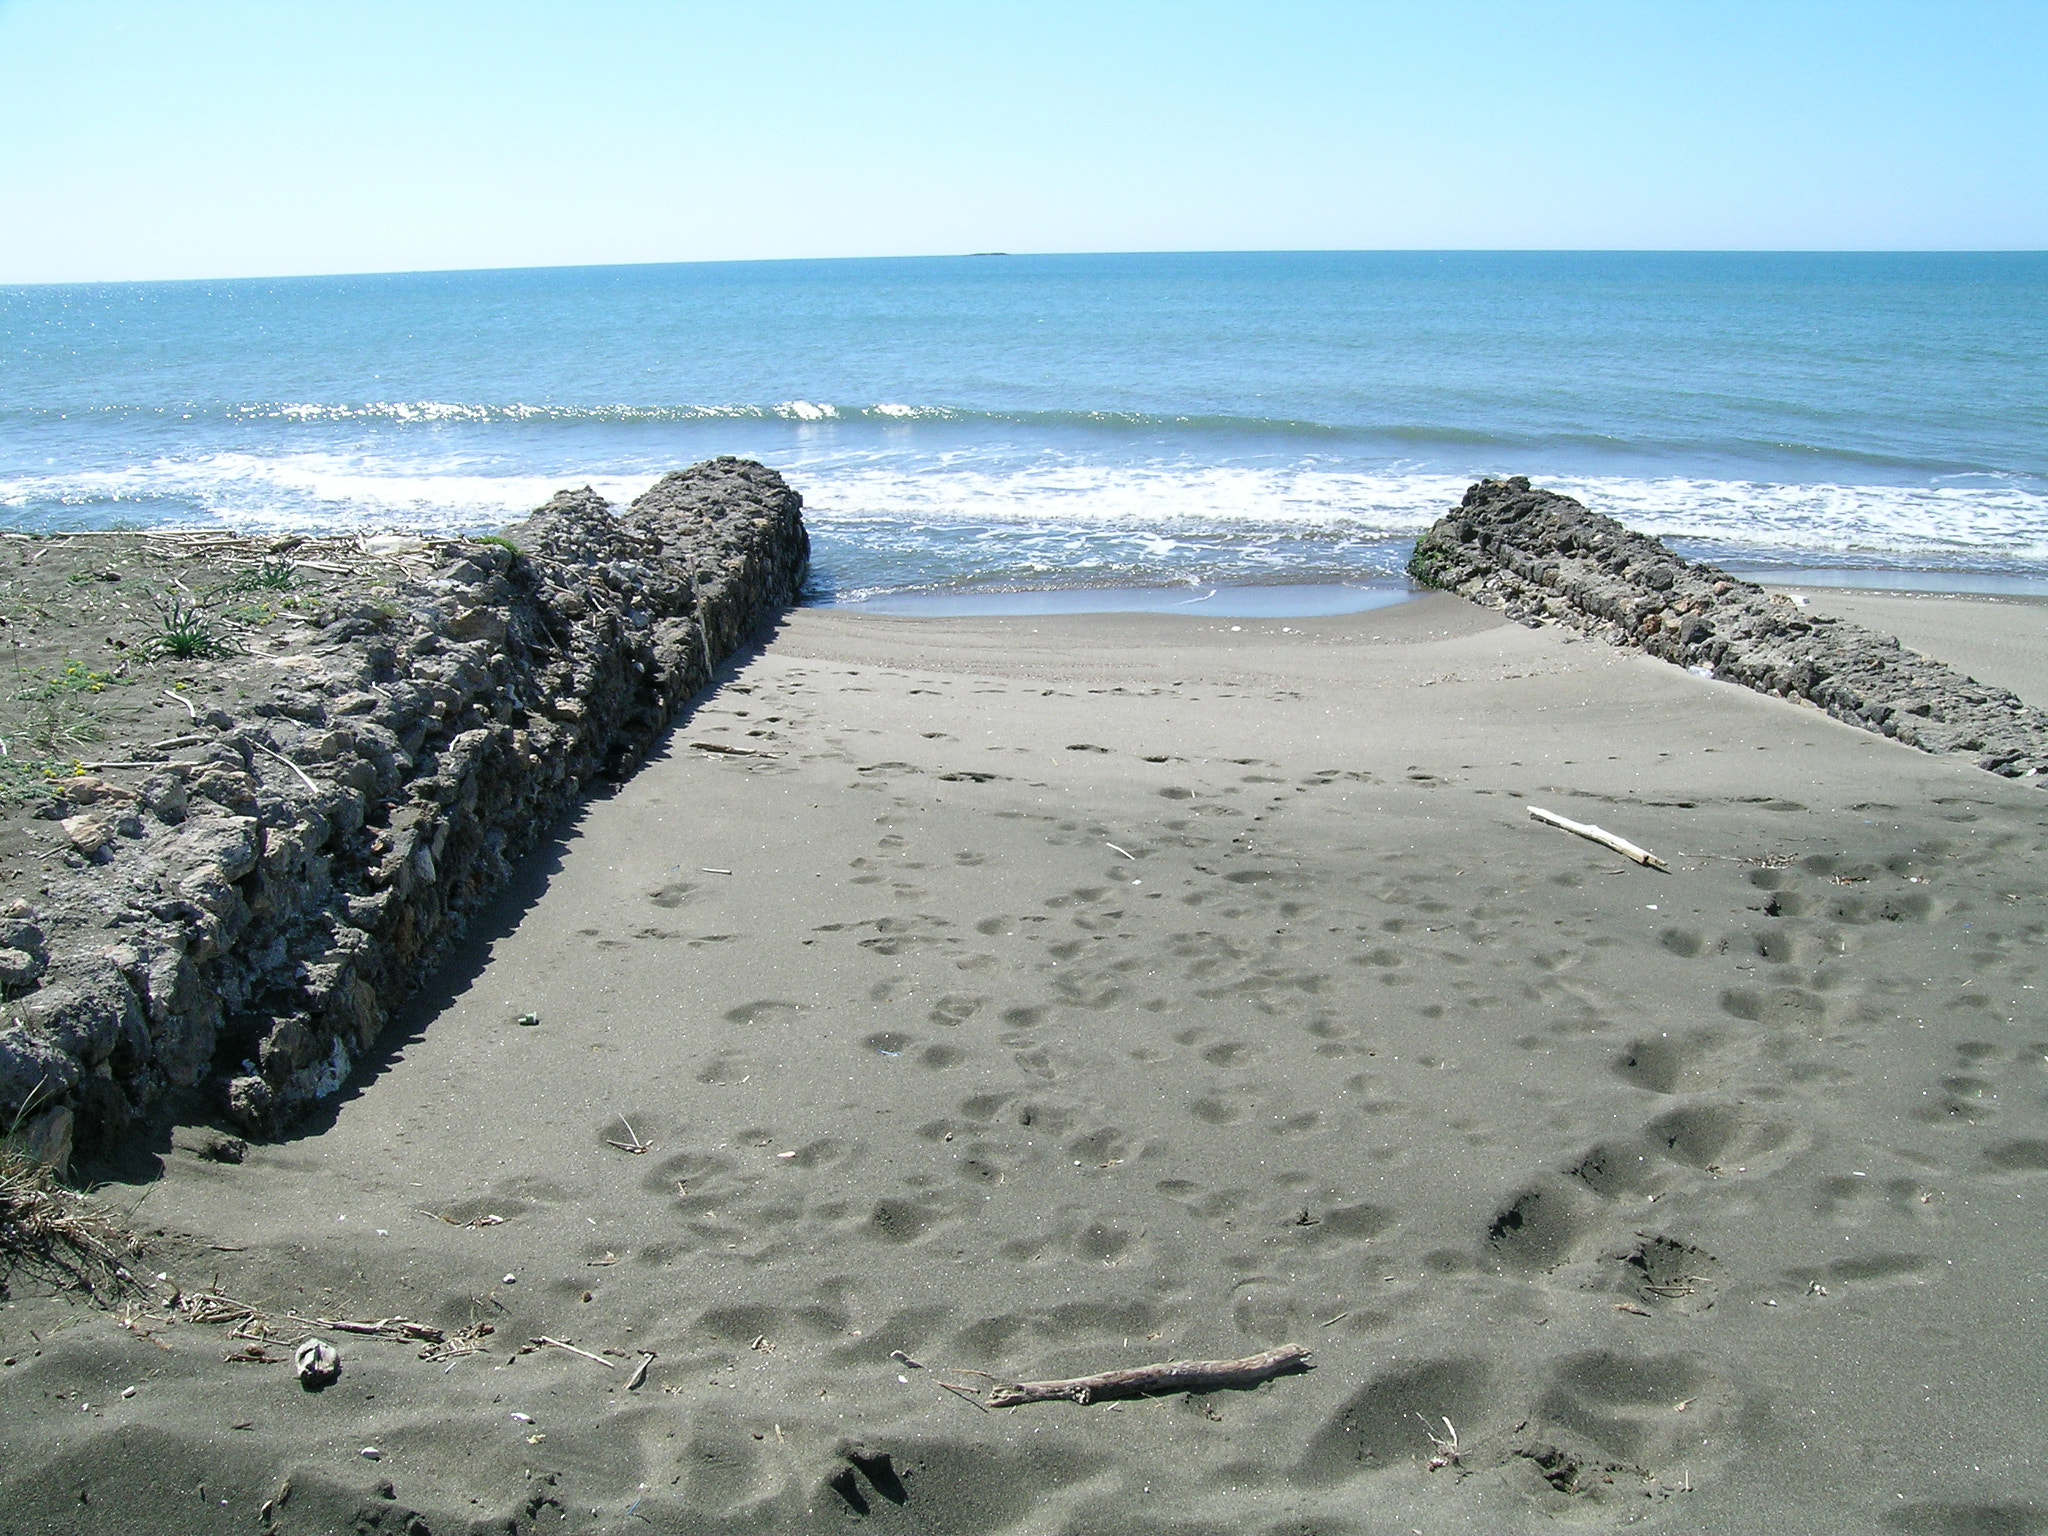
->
(926, 993, 987, 1026)
(1533, 1350, 1722, 1467)
(1294, 1357, 1493, 1483)
(1484, 1178, 1587, 1272)
(1609, 1027, 1728, 1095)
(1612, 1233, 1720, 1311)
(1644, 1102, 1801, 1175)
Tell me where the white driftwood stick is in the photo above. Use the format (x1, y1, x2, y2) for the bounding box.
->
(534, 1335, 615, 1368)
(251, 738, 321, 795)
(986, 1343, 1311, 1407)
(1527, 806, 1669, 871)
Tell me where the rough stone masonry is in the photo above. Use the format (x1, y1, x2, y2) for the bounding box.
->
(1409, 477, 2048, 780)
(0, 459, 808, 1165)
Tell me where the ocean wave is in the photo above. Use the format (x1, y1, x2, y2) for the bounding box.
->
(8, 397, 2037, 481)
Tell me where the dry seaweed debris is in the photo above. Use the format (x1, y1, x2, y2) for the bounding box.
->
(0, 1151, 139, 1294)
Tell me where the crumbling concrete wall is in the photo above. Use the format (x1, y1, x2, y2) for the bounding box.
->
(0, 459, 808, 1161)
(1410, 477, 2048, 780)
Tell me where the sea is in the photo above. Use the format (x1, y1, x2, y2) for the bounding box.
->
(4, 251, 2046, 613)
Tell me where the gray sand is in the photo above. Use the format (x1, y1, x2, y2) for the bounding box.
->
(5, 593, 2045, 1534)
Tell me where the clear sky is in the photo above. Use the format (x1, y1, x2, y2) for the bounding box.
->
(1, 0, 2043, 284)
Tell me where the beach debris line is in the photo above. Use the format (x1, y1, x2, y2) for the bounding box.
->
(1527, 806, 1670, 871)
(982, 1343, 1312, 1407)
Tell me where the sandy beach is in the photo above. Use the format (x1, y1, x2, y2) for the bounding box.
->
(5, 588, 2046, 1534)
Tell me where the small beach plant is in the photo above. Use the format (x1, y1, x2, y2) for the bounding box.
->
(0, 660, 119, 782)
(226, 557, 301, 593)
(144, 591, 237, 660)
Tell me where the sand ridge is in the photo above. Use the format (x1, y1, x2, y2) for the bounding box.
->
(4, 594, 2045, 1534)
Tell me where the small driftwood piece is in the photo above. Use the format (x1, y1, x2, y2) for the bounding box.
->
(534, 1335, 614, 1368)
(251, 738, 321, 795)
(986, 1344, 1311, 1408)
(1527, 806, 1669, 871)
(604, 1117, 652, 1155)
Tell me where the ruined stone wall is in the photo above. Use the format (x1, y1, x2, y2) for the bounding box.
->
(0, 459, 808, 1162)
(1409, 477, 2048, 781)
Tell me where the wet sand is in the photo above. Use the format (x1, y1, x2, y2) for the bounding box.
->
(6, 592, 2046, 1534)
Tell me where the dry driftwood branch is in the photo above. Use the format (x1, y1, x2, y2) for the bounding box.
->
(311, 1316, 445, 1343)
(689, 741, 782, 758)
(1527, 806, 1669, 871)
(986, 1343, 1311, 1407)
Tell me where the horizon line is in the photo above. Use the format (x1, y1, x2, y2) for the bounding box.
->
(5, 247, 2046, 291)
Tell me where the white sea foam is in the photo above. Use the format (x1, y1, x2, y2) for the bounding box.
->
(799, 461, 2048, 562)
(5, 447, 2046, 575)
(0, 452, 645, 533)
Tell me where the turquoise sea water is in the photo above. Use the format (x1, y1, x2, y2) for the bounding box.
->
(4, 252, 2045, 601)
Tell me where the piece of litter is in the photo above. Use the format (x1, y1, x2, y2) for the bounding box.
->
(121, 1386, 136, 1399)
(360, 1448, 382, 1460)
(511, 1413, 534, 1423)
(503, 1274, 517, 1285)
(516, 1013, 540, 1027)
(293, 1338, 342, 1389)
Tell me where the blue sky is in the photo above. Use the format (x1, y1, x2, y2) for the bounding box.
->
(1, 0, 2043, 282)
